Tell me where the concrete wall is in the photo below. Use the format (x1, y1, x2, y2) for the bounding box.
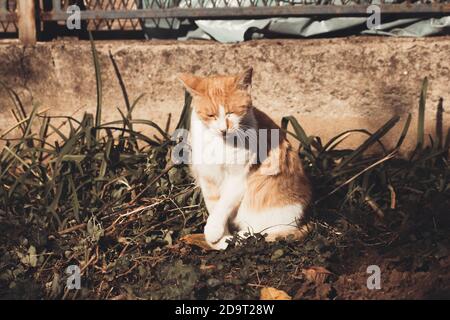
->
(1, 37, 449, 152)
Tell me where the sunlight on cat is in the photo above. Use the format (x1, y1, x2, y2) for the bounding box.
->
(178, 68, 311, 250)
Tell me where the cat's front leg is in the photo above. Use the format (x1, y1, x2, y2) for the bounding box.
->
(199, 177, 220, 214)
(204, 175, 246, 246)
(204, 219, 229, 247)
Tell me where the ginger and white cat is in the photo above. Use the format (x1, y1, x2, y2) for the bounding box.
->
(179, 68, 311, 250)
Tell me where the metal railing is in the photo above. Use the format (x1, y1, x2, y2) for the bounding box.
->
(0, 0, 17, 33)
(1, 0, 450, 44)
(43, 1, 450, 20)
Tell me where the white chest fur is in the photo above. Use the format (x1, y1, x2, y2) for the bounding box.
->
(189, 110, 254, 182)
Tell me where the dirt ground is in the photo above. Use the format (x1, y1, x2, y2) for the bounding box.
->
(292, 243, 450, 300)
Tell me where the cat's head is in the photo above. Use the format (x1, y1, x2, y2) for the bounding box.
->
(178, 68, 253, 137)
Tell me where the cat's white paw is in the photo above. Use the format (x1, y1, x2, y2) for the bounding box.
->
(209, 235, 232, 250)
(204, 221, 225, 245)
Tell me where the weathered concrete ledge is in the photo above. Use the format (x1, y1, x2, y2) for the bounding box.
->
(1, 37, 449, 152)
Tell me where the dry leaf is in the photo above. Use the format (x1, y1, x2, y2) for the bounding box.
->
(200, 264, 216, 271)
(179, 233, 214, 251)
(118, 236, 130, 245)
(260, 287, 292, 300)
(388, 184, 396, 209)
(18, 245, 38, 267)
(302, 266, 332, 284)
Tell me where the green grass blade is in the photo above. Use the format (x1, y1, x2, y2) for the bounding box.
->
(436, 97, 443, 150)
(417, 77, 428, 148)
(89, 32, 103, 140)
(109, 51, 131, 113)
(395, 113, 412, 150)
(68, 175, 81, 223)
(175, 91, 192, 131)
(0, 80, 27, 123)
(38, 114, 50, 162)
(281, 116, 310, 148)
(334, 115, 399, 173)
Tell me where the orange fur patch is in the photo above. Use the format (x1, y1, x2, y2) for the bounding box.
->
(245, 108, 311, 211)
(179, 70, 252, 122)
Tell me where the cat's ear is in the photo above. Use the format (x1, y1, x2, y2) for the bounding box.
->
(235, 67, 253, 90)
(178, 73, 203, 96)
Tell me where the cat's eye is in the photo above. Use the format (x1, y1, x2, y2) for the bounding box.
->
(207, 114, 215, 118)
